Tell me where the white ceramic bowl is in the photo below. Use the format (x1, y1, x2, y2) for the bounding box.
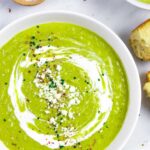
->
(127, 0, 150, 10)
(0, 11, 141, 150)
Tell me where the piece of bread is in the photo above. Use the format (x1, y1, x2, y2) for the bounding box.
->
(146, 71, 150, 81)
(13, 0, 44, 6)
(143, 72, 150, 97)
(129, 19, 150, 61)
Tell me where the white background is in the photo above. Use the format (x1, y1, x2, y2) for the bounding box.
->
(0, 0, 150, 150)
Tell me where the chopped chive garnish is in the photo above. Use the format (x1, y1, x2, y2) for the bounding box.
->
(73, 77, 77, 79)
(57, 134, 59, 138)
(23, 53, 26, 56)
(31, 36, 35, 39)
(49, 80, 57, 88)
(60, 79, 65, 85)
(59, 145, 64, 149)
(36, 45, 40, 49)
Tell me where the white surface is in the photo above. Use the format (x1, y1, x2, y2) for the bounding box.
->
(0, 0, 150, 150)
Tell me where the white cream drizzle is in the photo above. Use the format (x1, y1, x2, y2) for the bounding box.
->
(8, 45, 113, 149)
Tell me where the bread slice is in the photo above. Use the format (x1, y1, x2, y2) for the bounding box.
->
(146, 71, 150, 82)
(130, 19, 150, 61)
(14, 0, 44, 6)
(144, 82, 150, 97)
(143, 72, 150, 97)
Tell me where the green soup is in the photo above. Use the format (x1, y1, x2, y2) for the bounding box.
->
(138, 0, 150, 4)
(0, 23, 129, 150)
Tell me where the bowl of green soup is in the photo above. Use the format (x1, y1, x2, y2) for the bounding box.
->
(127, 0, 150, 9)
(0, 11, 141, 150)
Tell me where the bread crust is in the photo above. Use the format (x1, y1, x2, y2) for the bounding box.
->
(130, 19, 150, 61)
(143, 72, 150, 97)
(146, 71, 150, 82)
(13, 0, 44, 6)
(132, 19, 150, 32)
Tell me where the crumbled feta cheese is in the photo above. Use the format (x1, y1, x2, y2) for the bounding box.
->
(45, 110, 50, 114)
(61, 110, 68, 116)
(49, 98, 57, 104)
(60, 103, 65, 108)
(68, 112, 74, 119)
(69, 87, 76, 92)
(46, 68, 51, 74)
(56, 65, 62, 71)
(55, 93, 61, 99)
(64, 84, 69, 89)
(68, 98, 80, 107)
(41, 73, 45, 79)
(37, 58, 47, 67)
(49, 117, 57, 125)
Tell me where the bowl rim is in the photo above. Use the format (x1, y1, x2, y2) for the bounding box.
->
(127, 0, 150, 10)
(0, 11, 141, 150)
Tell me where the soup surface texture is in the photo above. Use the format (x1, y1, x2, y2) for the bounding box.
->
(139, 0, 150, 3)
(0, 23, 129, 150)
